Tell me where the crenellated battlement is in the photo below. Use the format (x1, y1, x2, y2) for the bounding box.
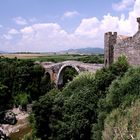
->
(105, 32, 117, 36)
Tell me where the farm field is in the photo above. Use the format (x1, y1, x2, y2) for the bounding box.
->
(0, 53, 48, 59)
(0, 53, 104, 63)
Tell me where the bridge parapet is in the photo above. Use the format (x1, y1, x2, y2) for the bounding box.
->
(41, 61, 103, 87)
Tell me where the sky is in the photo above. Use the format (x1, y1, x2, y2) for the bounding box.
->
(0, 0, 140, 52)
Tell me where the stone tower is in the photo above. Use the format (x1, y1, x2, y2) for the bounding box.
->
(104, 32, 117, 67)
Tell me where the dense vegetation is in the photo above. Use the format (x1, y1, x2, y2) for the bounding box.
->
(77, 54, 104, 63)
(62, 67, 78, 88)
(1, 55, 140, 140)
(0, 57, 53, 112)
(26, 56, 140, 140)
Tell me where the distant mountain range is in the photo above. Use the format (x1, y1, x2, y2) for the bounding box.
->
(62, 47, 104, 54)
(0, 47, 104, 55)
(0, 51, 7, 54)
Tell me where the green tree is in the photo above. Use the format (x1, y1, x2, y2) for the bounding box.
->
(0, 57, 52, 111)
(62, 67, 78, 87)
(0, 83, 10, 111)
(91, 56, 129, 140)
(31, 56, 129, 140)
(31, 89, 59, 140)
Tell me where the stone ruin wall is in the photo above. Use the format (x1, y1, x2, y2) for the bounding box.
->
(104, 32, 117, 67)
(104, 17, 140, 67)
(114, 31, 140, 66)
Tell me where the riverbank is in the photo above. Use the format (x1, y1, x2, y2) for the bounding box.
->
(0, 108, 31, 139)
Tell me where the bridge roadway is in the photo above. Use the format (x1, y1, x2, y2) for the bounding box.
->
(40, 61, 103, 87)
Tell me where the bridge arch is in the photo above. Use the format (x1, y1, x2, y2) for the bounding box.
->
(56, 64, 80, 88)
(45, 71, 51, 82)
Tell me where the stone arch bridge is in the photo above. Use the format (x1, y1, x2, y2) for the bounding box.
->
(40, 61, 103, 88)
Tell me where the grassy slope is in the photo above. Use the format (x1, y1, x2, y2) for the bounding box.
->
(103, 100, 140, 140)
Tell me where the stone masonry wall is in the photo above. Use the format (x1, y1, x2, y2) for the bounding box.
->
(104, 17, 140, 67)
(114, 31, 140, 66)
(104, 32, 117, 67)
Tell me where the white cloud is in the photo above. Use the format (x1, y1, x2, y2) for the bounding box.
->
(8, 28, 19, 34)
(20, 26, 34, 34)
(13, 17, 27, 25)
(62, 11, 79, 19)
(74, 15, 120, 49)
(17, 23, 95, 52)
(1, 29, 19, 44)
(73, 0, 140, 50)
(75, 17, 100, 37)
(3, 34, 12, 40)
(112, 0, 134, 11)
(0, 25, 3, 28)
(1, 0, 140, 52)
(18, 23, 70, 51)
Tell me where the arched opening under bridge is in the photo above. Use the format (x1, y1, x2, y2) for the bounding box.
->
(56, 64, 80, 89)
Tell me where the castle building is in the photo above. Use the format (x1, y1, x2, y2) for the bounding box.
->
(104, 17, 140, 67)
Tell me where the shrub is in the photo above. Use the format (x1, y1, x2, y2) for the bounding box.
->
(103, 100, 140, 140)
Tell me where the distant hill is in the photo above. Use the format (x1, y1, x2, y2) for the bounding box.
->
(63, 47, 104, 54)
(0, 51, 7, 54)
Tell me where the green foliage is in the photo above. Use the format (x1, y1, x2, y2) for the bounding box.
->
(31, 89, 59, 139)
(40, 75, 53, 96)
(31, 54, 86, 63)
(1, 54, 125, 140)
(32, 69, 120, 140)
(0, 83, 11, 111)
(62, 67, 78, 87)
(103, 100, 140, 140)
(91, 56, 130, 140)
(32, 73, 97, 140)
(14, 92, 28, 110)
(109, 55, 129, 76)
(58, 73, 97, 140)
(30, 56, 130, 140)
(105, 67, 140, 110)
(29, 54, 104, 64)
(0, 57, 53, 112)
(77, 54, 104, 64)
